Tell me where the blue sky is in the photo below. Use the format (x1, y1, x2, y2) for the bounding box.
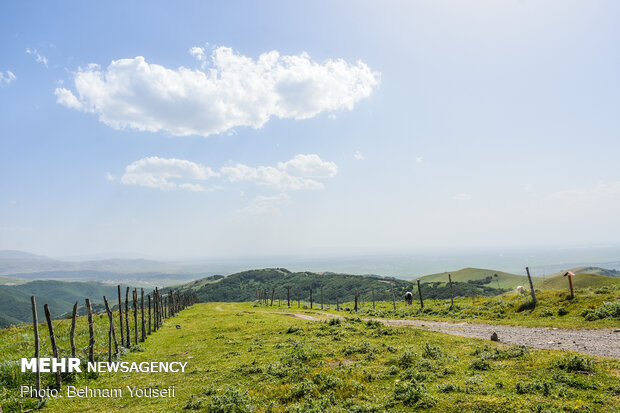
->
(1, 1, 619, 260)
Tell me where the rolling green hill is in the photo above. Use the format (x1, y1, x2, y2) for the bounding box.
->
(415, 268, 528, 289)
(0, 280, 127, 328)
(173, 268, 507, 304)
(535, 272, 620, 290)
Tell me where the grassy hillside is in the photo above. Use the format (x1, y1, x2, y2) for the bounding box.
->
(0, 280, 127, 327)
(415, 268, 527, 289)
(2, 302, 616, 412)
(0, 275, 25, 285)
(173, 268, 507, 304)
(536, 273, 620, 291)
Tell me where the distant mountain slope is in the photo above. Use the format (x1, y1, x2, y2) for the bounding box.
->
(0, 250, 183, 276)
(536, 273, 620, 290)
(415, 268, 527, 289)
(0, 280, 126, 328)
(544, 266, 620, 278)
(172, 268, 507, 304)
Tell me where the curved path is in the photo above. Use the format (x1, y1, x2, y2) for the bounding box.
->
(282, 312, 620, 359)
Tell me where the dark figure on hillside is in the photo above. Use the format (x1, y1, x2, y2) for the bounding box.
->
(404, 291, 413, 305)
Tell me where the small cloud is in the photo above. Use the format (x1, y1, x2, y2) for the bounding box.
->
(353, 151, 364, 161)
(222, 154, 338, 191)
(524, 183, 532, 193)
(121, 156, 218, 191)
(415, 157, 423, 163)
(0, 70, 16, 86)
(26, 49, 49, 68)
(106, 172, 115, 181)
(10, 200, 18, 206)
(240, 194, 290, 215)
(549, 181, 620, 201)
(453, 193, 472, 201)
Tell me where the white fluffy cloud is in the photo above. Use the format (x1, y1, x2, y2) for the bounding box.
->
(54, 46, 379, 137)
(121, 156, 218, 191)
(221, 154, 337, 191)
(120, 154, 337, 194)
(0, 70, 16, 86)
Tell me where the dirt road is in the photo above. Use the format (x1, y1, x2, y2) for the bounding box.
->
(283, 312, 620, 359)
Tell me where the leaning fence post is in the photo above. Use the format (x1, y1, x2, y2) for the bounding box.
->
(525, 267, 537, 306)
(417, 280, 424, 309)
(103, 296, 119, 358)
(30, 296, 41, 397)
(117, 285, 124, 348)
(70, 301, 78, 358)
(86, 298, 95, 362)
(44, 304, 62, 388)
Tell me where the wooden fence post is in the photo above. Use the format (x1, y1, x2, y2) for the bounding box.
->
(372, 288, 375, 310)
(392, 287, 396, 311)
(417, 280, 424, 309)
(354, 290, 358, 312)
(44, 304, 62, 388)
(525, 267, 537, 306)
(141, 289, 146, 342)
(564, 271, 575, 299)
(30, 296, 41, 397)
(70, 301, 78, 358)
(86, 298, 95, 362)
(148, 295, 152, 335)
(117, 285, 124, 348)
(448, 274, 454, 309)
(133, 289, 138, 344)
(270, 288, 275, 306)
(125, 287, 130, 346)
(287, 286, 290, 307)
(103, 296, 119, 359)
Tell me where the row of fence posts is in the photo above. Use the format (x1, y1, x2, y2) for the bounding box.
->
(29, 287, 198, 396)
(256, 285, 404, 312)
(254, 267, 547, 313)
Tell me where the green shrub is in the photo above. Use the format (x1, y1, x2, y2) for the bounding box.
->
(516, 300, 536, 312)
(208, 386, 254, 412)
(556, 355, 594, 373)
(392, 380, 436, 408)
(422, 342, 444, 359)
(470, 358, 491, 371)
(557, 307, 569, 316)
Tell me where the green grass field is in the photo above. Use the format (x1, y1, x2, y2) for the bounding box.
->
(307, 286, 620, 329)
(1, 302, 619, 412)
